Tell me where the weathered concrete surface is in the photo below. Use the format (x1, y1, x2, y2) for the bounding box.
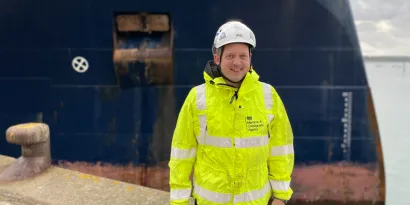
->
(0, 155, 170, 205)
(0, 189, 49, 205)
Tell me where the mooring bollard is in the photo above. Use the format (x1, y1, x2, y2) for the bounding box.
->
(0, 123, 51, 181)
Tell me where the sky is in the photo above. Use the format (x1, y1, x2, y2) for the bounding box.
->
(350, 0, 410, 56)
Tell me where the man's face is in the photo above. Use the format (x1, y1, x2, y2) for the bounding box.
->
(214, 43, 252, 83)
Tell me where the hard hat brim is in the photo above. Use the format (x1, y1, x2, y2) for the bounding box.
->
(215, 39, 255, 49)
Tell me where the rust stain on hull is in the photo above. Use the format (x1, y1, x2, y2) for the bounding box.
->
(58, 161, 383, 204)
(291, 163, 381, 203)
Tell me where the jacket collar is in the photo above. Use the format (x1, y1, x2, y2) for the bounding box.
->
(202, 60, 260, 96)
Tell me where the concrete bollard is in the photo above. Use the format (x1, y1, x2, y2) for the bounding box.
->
(0, 123, 51, 181)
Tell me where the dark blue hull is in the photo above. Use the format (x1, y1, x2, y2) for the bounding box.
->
(0, 0, 384, 203)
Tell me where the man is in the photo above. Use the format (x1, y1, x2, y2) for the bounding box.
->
(168, 20, 295, 205)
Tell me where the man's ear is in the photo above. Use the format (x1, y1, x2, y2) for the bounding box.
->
(213, 54, 220, 65)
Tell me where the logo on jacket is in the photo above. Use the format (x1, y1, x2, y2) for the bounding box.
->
(245, 116, 264, 132)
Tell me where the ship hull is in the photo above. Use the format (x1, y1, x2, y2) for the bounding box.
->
(0, 0, 384, 203)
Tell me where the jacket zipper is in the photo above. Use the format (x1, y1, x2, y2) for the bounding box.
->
(232, 97, 236, 203)
(215, 81, 237, 201)
(230, 90, 238, 104)
(214, 82, 238, 104)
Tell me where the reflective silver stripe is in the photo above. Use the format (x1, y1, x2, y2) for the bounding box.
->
(194, 181, 271, 204)
(198, 109, 268, 148)
(198, 113, 231, 147)
(196, 83, 207, 145)
(235, 136, 269, 148)
(196, 84, 206, 111)
(170, 188, 192, 200)
(270, 144, 294, 156)
(196, 82, 270, 148)
(197, 115, 207, 144)
(194, 183, 231, 203)
(234, 181, 271, 203)
(262, 83, 274, 137)
(268, 114, 274, 123)
(269, 180, 290, 191)
(261, 82, 273, 110)
(198, 134, 232, 148)
(171, 147, 197, 159)
(197, 125, 268, 149)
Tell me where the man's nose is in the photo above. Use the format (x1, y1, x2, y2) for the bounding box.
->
(233, 58, 241, 67)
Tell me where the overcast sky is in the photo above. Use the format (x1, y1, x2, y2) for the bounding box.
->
(350, 0, 410, 56)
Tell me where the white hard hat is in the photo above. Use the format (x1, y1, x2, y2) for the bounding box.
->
(213, 21, 256, 51)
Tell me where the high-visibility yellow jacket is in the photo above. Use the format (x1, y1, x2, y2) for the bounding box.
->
(169, 61, 294, 205)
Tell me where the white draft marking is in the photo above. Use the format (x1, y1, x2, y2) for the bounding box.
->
(341, 91, 353, 160)
(72, 56, 89, 73)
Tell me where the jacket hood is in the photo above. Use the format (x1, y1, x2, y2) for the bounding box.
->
(203, 60, 222, 82)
